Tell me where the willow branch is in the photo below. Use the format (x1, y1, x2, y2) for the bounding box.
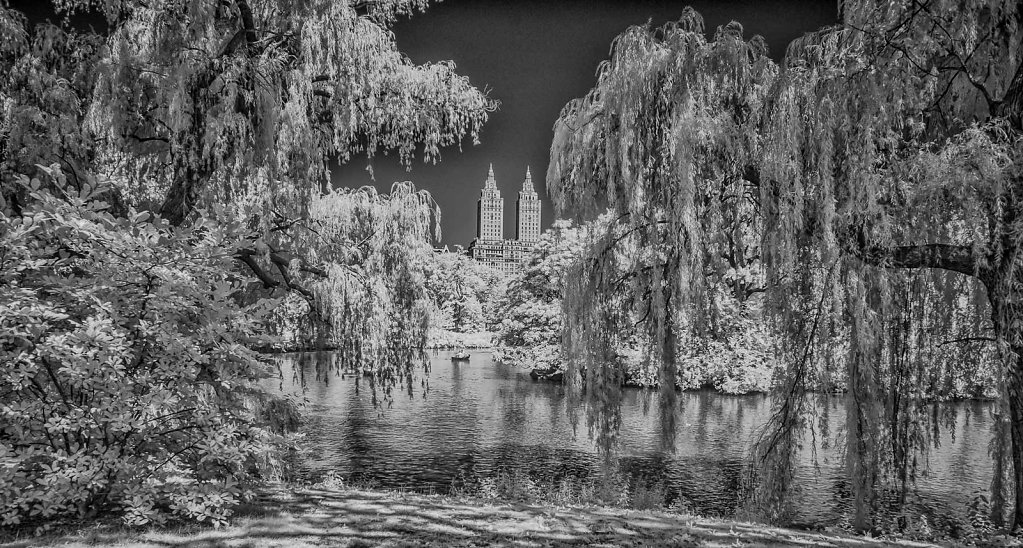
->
(937, 336, 996, 347)
(849, 241, 979, 279)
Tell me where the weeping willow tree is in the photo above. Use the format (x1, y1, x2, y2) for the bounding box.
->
(1, 0, 495, 378)
(759, 0, 1022, 530)
(550, 8, 774, 458)
(549, 1, 1023, 533)
(295, 181, 438, 402)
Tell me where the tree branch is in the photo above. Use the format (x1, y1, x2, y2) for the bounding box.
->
(996, 58, 1023, 130)
(234, 248, 327, 301)
(236, 0, 257, 49)
(269, 251, 328, 278)
(938, 336, 995, 347)
(852, 242, 978, 278)
(236, 251, 283, 290)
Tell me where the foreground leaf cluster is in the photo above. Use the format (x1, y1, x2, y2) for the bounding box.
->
(0, 169, 292, 528)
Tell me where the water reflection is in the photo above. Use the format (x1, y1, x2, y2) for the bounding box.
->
(270, 349, 994, 528)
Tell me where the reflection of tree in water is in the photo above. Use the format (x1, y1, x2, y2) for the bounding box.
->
(274, 350, 339, 393)
(335, 359, 489, 491)
(482, 444, 595, 482)
(272, 352, 996, 529)
(290, 352, 378, 484)
(619, 453, 745, 517)
(496, 386, 530, 439)
(337, 392, 374, 482)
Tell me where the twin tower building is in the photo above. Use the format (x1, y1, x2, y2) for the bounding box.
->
(467, 164, 542, 275)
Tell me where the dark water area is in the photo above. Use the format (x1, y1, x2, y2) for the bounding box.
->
(270, 349, 996, 530)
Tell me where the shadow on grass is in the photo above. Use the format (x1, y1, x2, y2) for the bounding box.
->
(0, 488, 942, 547)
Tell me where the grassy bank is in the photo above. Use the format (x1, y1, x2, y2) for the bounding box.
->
(0, 486, 956, 548)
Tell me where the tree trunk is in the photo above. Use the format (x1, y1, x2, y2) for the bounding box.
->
(658, 290, 679, 451)
(158, 84, 206, 227)
(848, 358, 878, 533)
(1006, 345, 1023, 530)
(988, 275, 1023, 531)
(986, 45, 1023, 531)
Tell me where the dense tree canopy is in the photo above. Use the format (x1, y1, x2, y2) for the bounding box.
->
(497, 217, 778, 395)
(549, 0, 1022, 533)
(0, 0, 493, 526)
(1, 168, 281, 527)
(424, 249, 502, 335)
(0, 0, 495, 369)
(496, 219, 590, 369)
(549, 6, 775, 461)
(2, 0, 492, 221)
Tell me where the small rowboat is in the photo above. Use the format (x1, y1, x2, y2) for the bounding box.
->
(451, 351, 470, 362)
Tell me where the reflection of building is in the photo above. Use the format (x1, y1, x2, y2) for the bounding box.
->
(467, 164, 542, 275)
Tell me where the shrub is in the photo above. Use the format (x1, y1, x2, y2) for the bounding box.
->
(0, 169, 286, 528)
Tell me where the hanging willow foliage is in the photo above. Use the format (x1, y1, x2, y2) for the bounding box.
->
(303, 182, 437, 403)
(550, 0, 1023, 532)
(78, 0, 493, 225)
(759, 0, 1021, 530)
(550, 7, 774, 457)
(1, 0, 493, 396)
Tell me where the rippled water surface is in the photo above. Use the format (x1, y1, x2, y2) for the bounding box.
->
(271, 349, 996, 528)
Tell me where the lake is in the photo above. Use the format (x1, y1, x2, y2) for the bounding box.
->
(271, 349, 996, 531)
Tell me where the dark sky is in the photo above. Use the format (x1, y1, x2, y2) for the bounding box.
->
(334, 0, 838, 246)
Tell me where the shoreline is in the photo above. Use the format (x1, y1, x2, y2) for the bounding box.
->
(0, 485, 952, 548)
(256, 344, 497, 355)
(521, 367, 999, 401)
(262, 347, 998, 402)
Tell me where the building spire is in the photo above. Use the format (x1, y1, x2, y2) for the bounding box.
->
(522, 166, 534, 192)
(485, 163, 497, 189)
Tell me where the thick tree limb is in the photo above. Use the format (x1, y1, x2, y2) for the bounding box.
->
(938, 336, 996, 347)
(218, 1, 258, 58)
(236, 0, 257, 50)
(235, 248, 326, 300)
(854, 242, 979, 278)
(268, 251, 327, 278)
(236, 251, 286, 289)
(160, 3, 261, 226)
(996, 58, 1023, 130)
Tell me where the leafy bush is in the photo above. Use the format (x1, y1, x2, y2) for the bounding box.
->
(497, 218, 780, 393)
(424, 251, 504, 334)
(495, 219, 588, 370)
(0, 169, 287, 528)
(678, 294, 780, 394)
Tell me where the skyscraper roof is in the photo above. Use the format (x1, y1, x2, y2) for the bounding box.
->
(522, 166, 534, 193)
(485, 163, 497, 189)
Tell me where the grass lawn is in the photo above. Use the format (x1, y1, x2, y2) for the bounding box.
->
(0, 487, 963, 547)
